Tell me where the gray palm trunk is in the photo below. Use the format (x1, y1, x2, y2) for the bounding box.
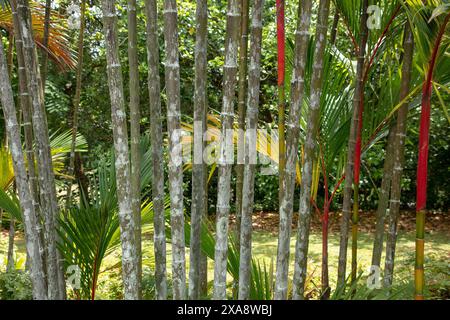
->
(10, 0, 40, 229)
(213, 0, 240, 300)
(235, 0, 250, 258)
(292, 0, 331, 300)
(384, 23, 414, 287)
(371, 122, 396, 267)
(144, 0, 168, 300)
(66, 0, 86, 207)
(17, 0, 65, 299)
(127, 0, 142, 297)
(163, 0, 186, 300)
(274, 0, 312, 301)
(189, 0, 208, 300)
(7, 218, 16, 271)
(101, 0, 139, 300)
(337, 0, 369, 290)
(0, 39, 47, 300)
(237, 0, 264, 300)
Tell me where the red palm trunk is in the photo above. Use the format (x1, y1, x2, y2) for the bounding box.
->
(415, 12, 450, 300)
(277, 0, 286, 194)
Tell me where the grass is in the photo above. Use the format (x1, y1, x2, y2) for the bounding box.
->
(1, 225, 448, 299)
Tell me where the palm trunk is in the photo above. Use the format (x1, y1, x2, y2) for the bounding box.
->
(6, 218, 16, 272)
(11, 0, 42, 273)
(330, 10, 339, 45)
(292, 0, 331, 300)
(40, 0, 51, 90)
(384, 23, 414, 287)
(414, 12, 450, 300)
(234, 0, 249, 272)
(237, 0, 264, 300)
(351, 5, 401, 287)
(321, 206, 330, 299)
(189, 0, 208, 300)
(199, 119, 209, 297)
(276, 0, 286, 215)
(17, 0, 65, 299)
(371, 122, 396, 268)
(0, 38, 47, 299)
(127, 0, 142, 298)
(213, 0, 240, 300)
(144, 0, 167, 300)
(337, 0, 369, 290)
(101, 0, 139, 300)
(66, 0, 86, 208)
(274, 0, 312, 300)
(163, 0, 186, 300)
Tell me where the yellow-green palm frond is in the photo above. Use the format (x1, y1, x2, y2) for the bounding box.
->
(0, 146, 14, 191)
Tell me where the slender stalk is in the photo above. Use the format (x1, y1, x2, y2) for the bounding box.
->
(163, 0, 186, 300)
(6, 218, 16, 272)
(414, 12, 450, 300)
(127, 0, 142, 298)
(66, 0, 86, 207)
(234, 0, 249, 277)
(337, 0, 369, 290)
(238, 0, 264, 300)
(277, 0, 286, 209)
(330, 9, 339, 45)
(0, 38, 47, 299)
(274, 0, 312, 300)
(101, 0, 139, 299)
(40, 0, 51, 90)
(189, 0, 208, 300)
(213, 0, 240, 300)
(17, 0, 64, 299)
(384, 22, 414, 287)
(371, 122, 396, 268)
(292, 0, 331, 300)
(10, 0, 44, 275)
(351, 4, 401, 285)
(144, 0, 167, 300)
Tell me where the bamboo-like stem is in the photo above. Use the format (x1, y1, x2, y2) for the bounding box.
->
(292, 0, 331, 300)
(127, 0, 142, 298)
(234, 0, 249, 269)
(371, 122, 396, 268)
(274, 0, 312, 301)
(6, 218, 16, 272)
(337, 0, 369, 290)
(66, 0, 86, 208)
(277, 0, 286, 206)
(213, 0, 240, 300)
(0, 37, 47, 299)
(101, 0, 139, 300)
(40, 0, 51, 90)
(414, 12, 450, 300)
(238, 0, 264, 300)
(17, 0, 64, 299)
(330, 9, 339, 45)
(384, 22, 414, 288)
(144, 0, 167, 300)
(189, 0, 208, 300)
(163, 0, 186, 300)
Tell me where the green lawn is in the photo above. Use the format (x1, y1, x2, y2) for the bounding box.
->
(1, 227, 448, 299)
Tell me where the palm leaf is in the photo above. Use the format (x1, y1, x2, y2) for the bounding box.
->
(0, 1, 77, 70)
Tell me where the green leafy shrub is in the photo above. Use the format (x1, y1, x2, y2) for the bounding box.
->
(0, 270, 32, 300)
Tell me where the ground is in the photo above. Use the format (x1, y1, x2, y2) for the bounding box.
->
(1, 211, 448, 299)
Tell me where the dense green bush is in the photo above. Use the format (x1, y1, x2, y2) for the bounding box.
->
(0, 270, 32, 300)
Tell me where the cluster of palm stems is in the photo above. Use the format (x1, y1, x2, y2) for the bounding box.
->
(0, 0, 449, 300)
